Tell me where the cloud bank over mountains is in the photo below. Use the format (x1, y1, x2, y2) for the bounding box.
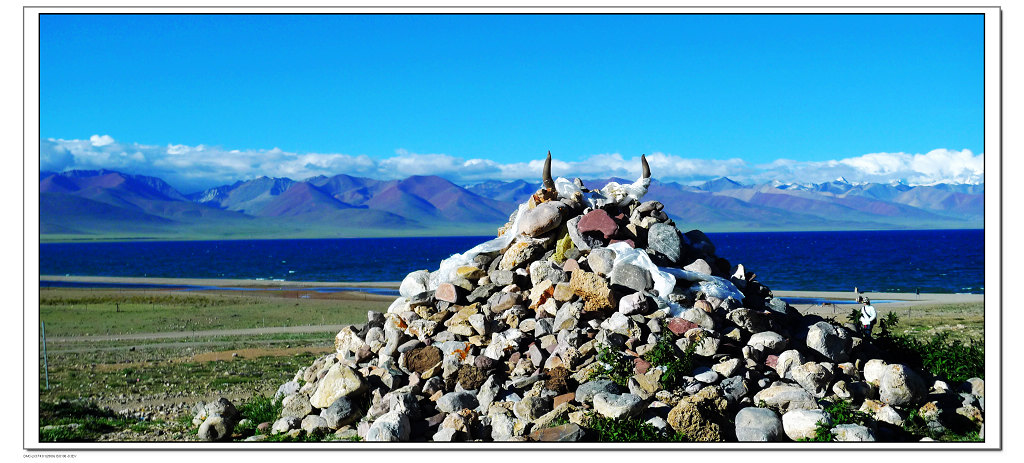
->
(40, 135, 985, 193)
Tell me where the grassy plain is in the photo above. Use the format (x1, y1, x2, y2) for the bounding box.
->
(36, 287, 391, 442)
(34, 285, 986, 442)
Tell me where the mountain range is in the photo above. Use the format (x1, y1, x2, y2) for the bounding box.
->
(39, 169, 984, 241)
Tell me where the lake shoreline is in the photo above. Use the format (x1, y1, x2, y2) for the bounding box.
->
(39, 274, 985, 306)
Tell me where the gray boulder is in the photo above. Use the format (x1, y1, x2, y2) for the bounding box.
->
(753, 383, 819, 413)
(805, 321, 851, 362)
(198, 416, 233, 442)
(437, 391, 479, 413)
(791, 362, 834, 398)
(301, 415, 329, 435)
(320, 397, 358, 429)
(576, 379, 625, 404)
(271, 417, 300, 435)
(832, 424, 876, 441)
(588, 248, 617, 276)
(281, 394, 313, 418)
(879, 364, 928, 407)
(610, 263, 653, 292)
(593, 392, 645, 420)
(647, 223, 682, 264)
(734, 407, 784, 442)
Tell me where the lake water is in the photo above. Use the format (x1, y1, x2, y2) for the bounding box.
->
(39, 229, 984, 294)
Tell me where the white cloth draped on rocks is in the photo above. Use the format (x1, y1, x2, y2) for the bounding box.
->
(407, 174, 742, 317)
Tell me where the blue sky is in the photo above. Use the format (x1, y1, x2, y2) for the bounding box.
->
(39, 14, 985, 192)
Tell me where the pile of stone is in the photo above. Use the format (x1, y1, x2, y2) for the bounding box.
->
(230, 168, 983, 443)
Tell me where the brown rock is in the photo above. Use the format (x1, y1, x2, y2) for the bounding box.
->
(553, 392, 576, 409)
(569, 270, 616, 313)
(456, 365, 488, 390)
(545, 366, 573, 394)
(666, 386, 729, 442)
(406, 346, 443, 375)
(634, 357, 652, 375)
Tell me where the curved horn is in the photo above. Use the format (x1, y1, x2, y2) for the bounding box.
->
(641, 154, 651, 179)
(543, 151, 555, 190)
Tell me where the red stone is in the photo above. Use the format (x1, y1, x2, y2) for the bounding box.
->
(609, 239, 635, 248)
(667, 318, 699, 335)
(577, 209, 618, 239)
(435, 282, 459, 303)
(765, 355, 780, 368)
(634, 357, 651, 375)
(553, 392, 576, 409)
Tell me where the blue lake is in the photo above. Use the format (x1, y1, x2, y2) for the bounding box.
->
(39, 229, 984, 294)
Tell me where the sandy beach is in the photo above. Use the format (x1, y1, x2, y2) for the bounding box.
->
(40, 275, 402, 289)
(40, 274, 984, 307)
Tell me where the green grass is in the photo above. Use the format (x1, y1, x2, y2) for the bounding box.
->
(589, 343, 634, 387)
(39, 288, 380, 337)
(641, 328, 698, 390)
(874, 312, 984, 382)
(40, 352, 319, 404)
(39, 400, 160, 442)
(582, 413, 687, 442)
(234, 395, 283, 437)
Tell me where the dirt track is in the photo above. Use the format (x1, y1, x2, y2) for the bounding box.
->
(47, 324, 358, 343)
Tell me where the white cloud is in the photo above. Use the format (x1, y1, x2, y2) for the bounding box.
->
(89, 134, 115, 147)
(38, 136, 985, 193)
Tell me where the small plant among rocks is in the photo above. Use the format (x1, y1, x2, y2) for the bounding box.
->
(641, 329, 697, 390)
(800, 399, 872, 442)
(234, 395, 282, 438)
(583, 413, 687, 442)
(590, 343, 634, 387)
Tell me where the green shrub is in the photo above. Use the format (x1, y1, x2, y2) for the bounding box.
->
(641, 328, 698, 390)
(847, 308, 861, 326)
(590, 343, 634, 387)
(873, 313, 984, 382)
(583, 413, 687, 442)
(800, 399, 871, 443)
(901, 408, 982, 442)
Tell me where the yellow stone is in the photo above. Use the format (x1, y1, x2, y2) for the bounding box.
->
(456, 266, 487, 280)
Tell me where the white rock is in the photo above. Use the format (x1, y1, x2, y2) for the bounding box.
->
(747, 331, 788, 353)
(775, 350, 807, 379)
(878, 364, 927, 406)
(832, 424, 876, 441)
(782, 409, 832, 441)
(863, 359, 888, 385)
(365, 409, 411, 442)
(309, 363, 368, 409)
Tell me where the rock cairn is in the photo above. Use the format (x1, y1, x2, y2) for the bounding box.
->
(257, 163, 984, 443)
